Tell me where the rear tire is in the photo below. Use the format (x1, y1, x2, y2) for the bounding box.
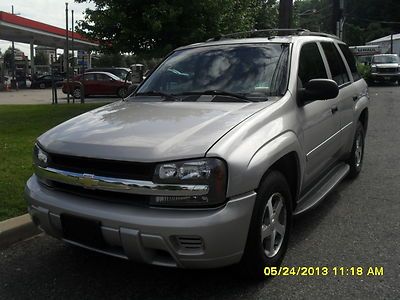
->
(347, 121, 365, 178)
(72, 88, 82, 99)
(240, 171, 292, 279)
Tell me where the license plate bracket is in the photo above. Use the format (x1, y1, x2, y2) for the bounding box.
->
(61, 214, 106, 248)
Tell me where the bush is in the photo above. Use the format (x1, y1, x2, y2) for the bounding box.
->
(357, 63, 371, 82)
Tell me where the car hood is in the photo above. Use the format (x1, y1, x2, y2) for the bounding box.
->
(38, 100, 272, 162)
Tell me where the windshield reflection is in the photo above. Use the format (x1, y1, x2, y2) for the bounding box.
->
(136, 43, 289, 100)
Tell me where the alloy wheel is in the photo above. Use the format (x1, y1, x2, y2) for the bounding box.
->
(261, 192, 287, 258)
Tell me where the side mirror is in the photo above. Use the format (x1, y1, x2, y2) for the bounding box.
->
(298, 79, 339, 103)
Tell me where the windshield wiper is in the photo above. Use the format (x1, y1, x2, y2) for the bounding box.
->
(177, 90, 254, 102)
(134, 91, 180, 101)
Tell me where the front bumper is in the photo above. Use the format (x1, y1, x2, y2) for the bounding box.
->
(25, 175, 255, 269)
(370, 73, 400, 81)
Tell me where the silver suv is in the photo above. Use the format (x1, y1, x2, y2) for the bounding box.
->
(25, 30, 369, 276)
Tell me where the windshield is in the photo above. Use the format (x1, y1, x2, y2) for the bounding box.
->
(372, 55, 399, 64)
(136, 43, 289, 101)
(113, 69, 130, 80)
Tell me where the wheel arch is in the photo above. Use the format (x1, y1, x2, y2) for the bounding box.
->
(245, 131, 303, 208)
(359, 108, 369, 133)
(256, 151, 301, 209)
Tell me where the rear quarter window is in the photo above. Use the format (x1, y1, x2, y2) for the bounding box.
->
(338, 44, 361, 81)
(321, 42, 350, 86)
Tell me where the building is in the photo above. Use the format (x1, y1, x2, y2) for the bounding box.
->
(366, 33, 400, 56)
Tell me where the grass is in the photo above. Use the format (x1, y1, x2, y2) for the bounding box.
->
(0, 103, 107, 221)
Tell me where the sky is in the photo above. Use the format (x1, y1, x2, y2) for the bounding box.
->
(0, 0, 96, 58)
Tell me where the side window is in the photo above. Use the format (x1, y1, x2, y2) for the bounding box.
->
(298, 43, 328, 87)
(83, 74, 95, 81)
(321, 42, 350, 85)
(96, 74, 113, 81)
(338, 44, 361, 81)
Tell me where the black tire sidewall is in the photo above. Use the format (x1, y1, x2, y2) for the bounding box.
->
(118, 87, 127, 98)
(240, 171, 293, 276)
(73, 88, 81, 98)
(348, 122, 365, 178)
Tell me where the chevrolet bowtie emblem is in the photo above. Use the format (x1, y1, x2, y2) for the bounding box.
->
(79, 173, 99, 189)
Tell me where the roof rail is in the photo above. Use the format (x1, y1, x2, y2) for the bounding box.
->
(298, 31, 340, 40)
(206, 29, 340, 42)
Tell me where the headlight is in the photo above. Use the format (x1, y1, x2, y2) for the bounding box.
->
(152, 158, 227, 207)
(33, 143, 49, 168)
(371, 66, 377, 72)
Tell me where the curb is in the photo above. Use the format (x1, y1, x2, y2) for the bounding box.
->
(0, 214, 41, 249)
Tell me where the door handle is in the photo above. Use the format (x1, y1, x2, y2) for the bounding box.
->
(331, 106, 338, 114)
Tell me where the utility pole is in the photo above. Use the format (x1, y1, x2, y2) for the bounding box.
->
(278, 0, 293, 29)
(71, 10, 74, 76)
(330, 0, 340, 34)
(331, 0, 343, 37)
(71, 9, 75, 103)
(65, 2, 70, 103)
(11, 5, 16, 89)
(391, 34, 393, 54)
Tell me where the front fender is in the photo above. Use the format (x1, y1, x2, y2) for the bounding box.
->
(246, 131, 304, 193)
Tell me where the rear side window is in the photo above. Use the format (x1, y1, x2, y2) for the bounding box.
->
(338, 44, 361, 81)
(321, 42, 350, 85)
(83, 74, 95, 81)
(298, 42, 328, 87)
(96, 74, 112, 81)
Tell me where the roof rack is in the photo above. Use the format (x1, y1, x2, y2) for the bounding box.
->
(206, 29, 340, 42)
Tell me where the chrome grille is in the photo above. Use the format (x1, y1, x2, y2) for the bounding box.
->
(378, 67, 397, 74)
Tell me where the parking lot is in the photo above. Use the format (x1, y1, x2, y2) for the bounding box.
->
(0, 88, 118, 105)
(0, 85, 399, 299)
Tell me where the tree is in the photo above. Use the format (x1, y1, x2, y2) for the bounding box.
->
(3, 47, 18, 69)
(75, 0, 263, 57)
(294, 0, 400, 45)
(254, 0, 279, 30)
(34, 52, 48, 66)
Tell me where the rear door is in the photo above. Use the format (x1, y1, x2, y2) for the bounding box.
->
(96, 73, 119, 95)
(337, 43, 364, 152)
(297, 42, 339, 186)
(320, 42, 354, 157)
(82, 73, 96, 95)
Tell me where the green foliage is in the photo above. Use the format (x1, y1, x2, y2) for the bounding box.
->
(34, 52, 48, 66)
(3, 47, 18, 69)
(294, 0, 400, 46)
(75, 0, 272, 57)
(0, 104, 105, 221)
(356, 63, 371, 81)
(254, 0, 279, 29)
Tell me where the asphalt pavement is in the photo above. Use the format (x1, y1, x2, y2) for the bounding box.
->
(0, 86, 399, 299)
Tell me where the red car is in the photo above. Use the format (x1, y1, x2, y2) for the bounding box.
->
(62, 71, 130, 98)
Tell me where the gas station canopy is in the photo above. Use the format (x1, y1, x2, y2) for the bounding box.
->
(0, 11, 98, 50)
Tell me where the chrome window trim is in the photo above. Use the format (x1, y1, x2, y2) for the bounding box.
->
(35, 166, 209, 196)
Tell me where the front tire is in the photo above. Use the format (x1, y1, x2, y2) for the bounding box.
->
(72, 88, 82, 99)
(240, 171, 292, 279)
(347, 121, 365, 178)
(117, 87, 128, 98)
